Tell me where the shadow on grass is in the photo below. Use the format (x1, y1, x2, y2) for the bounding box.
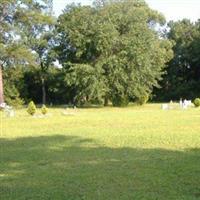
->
(0, 135, 200, 200)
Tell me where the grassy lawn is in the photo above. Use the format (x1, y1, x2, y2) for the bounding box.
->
(1, 104, 200, 200)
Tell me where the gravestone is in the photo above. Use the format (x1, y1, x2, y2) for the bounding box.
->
(0, 102, 6, 110)
(162, 104, 169, 110)
(179, 99, 183, 108)
(5, 106, 15, 117)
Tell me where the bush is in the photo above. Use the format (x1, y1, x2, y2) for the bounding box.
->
(27, 101, 36, 115)
(194, 98, 200, 107)
(5, 97, 24, 108)
(112, 95, 129, 107)
(137, 95, 149, 105)
(41, 105, 48, 115)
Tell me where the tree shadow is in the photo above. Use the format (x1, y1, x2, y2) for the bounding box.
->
(0, 135, 200, 200)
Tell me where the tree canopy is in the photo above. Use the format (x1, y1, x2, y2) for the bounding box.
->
(56, 0, 173, 106)
(154, 19, 200, 101)
(0, 0, 54, 104)
(1, 0, 200, 107)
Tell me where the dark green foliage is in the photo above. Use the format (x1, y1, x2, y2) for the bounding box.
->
(2, 1, 200, 105)
(22, 67, 71, 105)
(27, 101, 36, 115)
(0, 0, 55, 105)
(137, 95, 149, 105)
(3, 67, 25, 107)
(56, 0, 173, 106)
(111, 95, 129, 107)
(64, 63, 105, 106)
(194, 98, 200, 107)
(154, 19, 200, 101)
(41, 105, 48, 115)
(5, 97, 24, 108)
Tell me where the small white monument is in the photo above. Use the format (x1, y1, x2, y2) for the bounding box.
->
(179, 99, 183, 108)
(162, 104, 169, 110)
(184, 100, 192, 107)
(0, 102, 6, 109)
(169, 100, 174, 109)
(180, 99, 193, 109)
(4, 106, 15, 117)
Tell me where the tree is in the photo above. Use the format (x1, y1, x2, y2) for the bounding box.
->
(0, 13, 34, 104)
(154, 19, 200, 101)
(64, 63, 105, 105)
(3, 66, 25, 107)
(27, 30, 56, 105)
(0, 0, 54, 105)
(56, 4, 106, 105)
(17, 0, 55, 104)
(0, 0, 17, 104)
(56, 0, 173, 106)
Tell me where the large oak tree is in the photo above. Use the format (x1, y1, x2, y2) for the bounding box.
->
(56, 0, 173, 106)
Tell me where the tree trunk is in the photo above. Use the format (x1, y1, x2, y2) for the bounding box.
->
(104, 96, 109, 106)
(0, 65, 4, 104)
(41, 78, 46, 105)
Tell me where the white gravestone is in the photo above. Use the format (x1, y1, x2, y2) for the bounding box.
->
(162, 104, 169, 110)
(5, 106, 15, 117)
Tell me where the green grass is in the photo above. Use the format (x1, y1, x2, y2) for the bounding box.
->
(1, 104, 200, 200)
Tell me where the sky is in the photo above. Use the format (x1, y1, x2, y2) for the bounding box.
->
(53, 0, 200, 22)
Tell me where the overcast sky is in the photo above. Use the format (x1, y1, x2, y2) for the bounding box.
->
(53, 0, 200, 22)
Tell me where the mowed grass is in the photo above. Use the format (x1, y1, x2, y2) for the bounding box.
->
(1, 104, 200, 200)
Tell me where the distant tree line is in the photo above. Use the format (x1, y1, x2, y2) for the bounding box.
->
(154, 19, 200, 101)
(1, 0, 200, 107)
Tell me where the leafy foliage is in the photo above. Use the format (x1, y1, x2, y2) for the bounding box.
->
(137, 94, 149, 105)
(2, 0, 199, 105)
(41, 104, 48, 115)
(154, 19, 200, 101)
(27, 101, 36, 115)
(22, 67, 70, 104)
(65, 63, 105, 105)
(0, 0, 54, 104)
(3, 67, 25, 107)
(56, 0, 173, 106)
(194, 98, 200, 107)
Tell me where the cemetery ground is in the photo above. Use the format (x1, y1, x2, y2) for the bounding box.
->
(1, 104, 200, 200)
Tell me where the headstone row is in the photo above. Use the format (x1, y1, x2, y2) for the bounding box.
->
(162, 99, 193, 110)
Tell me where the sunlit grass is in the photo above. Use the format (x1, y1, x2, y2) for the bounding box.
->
(1, 104, 200, 199)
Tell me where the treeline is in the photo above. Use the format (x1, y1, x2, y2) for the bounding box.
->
(154, 19, 200, 101)
(1, 0, 200, 107)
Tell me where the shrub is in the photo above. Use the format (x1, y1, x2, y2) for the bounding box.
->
(112, 95, 129, 107)
(137, 95, 149, 105)
(27, 101, 36, 115)
(5, 97, 24, 108)
(41, 105, 48, 115)
(193, 98, 200, 107)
